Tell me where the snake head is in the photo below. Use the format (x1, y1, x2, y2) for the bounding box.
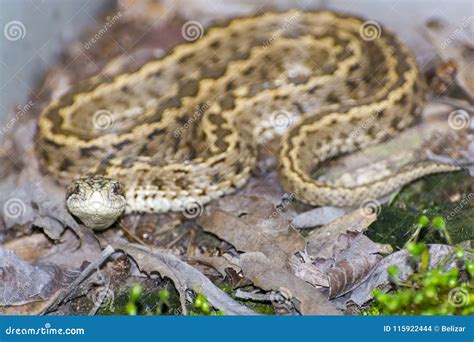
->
(66, 176, 126, 230)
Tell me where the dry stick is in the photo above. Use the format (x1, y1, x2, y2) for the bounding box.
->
(118, 220, 150, 246)
(41, 245, 116, 315)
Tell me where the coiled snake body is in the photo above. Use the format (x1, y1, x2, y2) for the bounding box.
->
(37, 10, 459, 229)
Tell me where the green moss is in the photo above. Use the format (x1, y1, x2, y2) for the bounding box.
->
(366, 171, 473, 249)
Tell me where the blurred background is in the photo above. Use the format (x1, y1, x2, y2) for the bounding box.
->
(1, 0, 472, 126)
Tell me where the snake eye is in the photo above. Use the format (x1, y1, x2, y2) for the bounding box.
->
(111, 183, 124, 196)
(66, 182, 82, 198)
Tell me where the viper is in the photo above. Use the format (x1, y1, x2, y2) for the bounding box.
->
(36, 10, 459, 229)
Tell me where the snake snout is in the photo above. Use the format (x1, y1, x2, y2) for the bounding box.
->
(66, 176, 126, 230)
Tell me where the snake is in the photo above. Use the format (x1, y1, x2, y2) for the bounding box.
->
(36, 10, 460, 230)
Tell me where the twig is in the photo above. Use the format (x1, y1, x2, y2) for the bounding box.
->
(118, 220, 150, 246)
(41, 245, 116, 315)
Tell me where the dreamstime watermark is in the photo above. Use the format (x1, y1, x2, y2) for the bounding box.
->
(269, 109, 294, 134)
(84, 11, 123, 50)
(3, 197, 26, 219)
(359, 20, 382, 41)
(448, 109, 471, 130)
(92, 109, 115, 130)
(181, 21, 204, 42)
(348, 105, 386, 139)
(4, 20, 26, 41)
(262, 12, 300, 48)
(446, 192, 473, 221)
(448, 287, 470, 307)
(182, 198, 204, 219)
(359, 198, 382, 218)
(0, 101, 34, 136)
(173, 101, 211, 138)
(440, 15, 474, 49)
(4, 323, 85, 336)
(263, 192, 298, 227)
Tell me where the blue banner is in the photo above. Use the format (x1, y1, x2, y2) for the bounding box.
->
(0, 316, 472, 342)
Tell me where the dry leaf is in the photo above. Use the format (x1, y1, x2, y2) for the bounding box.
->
(197, 194, 304, 269)
(294, 232, 386, 299)
(306, 208, 376, 258)
(0, 181, 79, 239)
(0, 248, 77, 307)
(240, 252, 340, 315)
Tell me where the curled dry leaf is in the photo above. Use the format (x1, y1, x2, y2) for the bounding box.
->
(0, 248, 77, 307)
(0, 228, 104, 314)
(292, 232, 387, 299)
(0, 181, 79, 239)
(3, 229, 102, 270)
(240, 252, 340, 315)
(306, 208, 377, 258)
(197, 193, 304, 269)
(190, 254, 241, 278)
(290, 254, 329, 288)
(326, 256, 381, 299)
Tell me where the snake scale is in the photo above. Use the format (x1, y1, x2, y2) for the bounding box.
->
(36, 10, 459, 229)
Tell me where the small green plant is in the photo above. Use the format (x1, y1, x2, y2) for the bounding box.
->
(125, 285, 175, 315)
(125, 284, 143, 315)
(156, 289, 171, 315)
(363, 243, 473, 315)
(191, 293, 224, 316)
(405, 215, 453, 246)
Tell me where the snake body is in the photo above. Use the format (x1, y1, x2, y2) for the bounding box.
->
(37, 10, 459, 228)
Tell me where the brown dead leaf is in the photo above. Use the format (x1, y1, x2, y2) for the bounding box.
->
(191, 254, 241, 278)
(240, 252, 340, 315)
(294, 232, 386, 299)
(327, 256, 380, 299)
(307, 208, 376, 258)
(290, 254, 329, 287)
(0, 227, 104, 314)
(0, 247, 77, 307)
(3, 229, 102, 270)
(0, 181, 79, 239)
(197, 193, 304, 269)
